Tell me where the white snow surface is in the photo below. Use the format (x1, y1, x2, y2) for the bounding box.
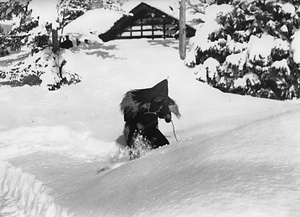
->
(1, 38, 300, 217)
(291, 30, 300, 64)
(28, 0, 60, 28)
(1, 3, 300, 216)
(248, 34, 275, 66)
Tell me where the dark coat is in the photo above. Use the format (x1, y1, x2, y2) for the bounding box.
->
(120, 79, 180, 148)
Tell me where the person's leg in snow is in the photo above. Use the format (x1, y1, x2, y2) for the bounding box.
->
(123, 122, 138, 148)
(144, 127, 169, 149)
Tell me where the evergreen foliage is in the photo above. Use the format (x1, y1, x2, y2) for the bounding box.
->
(0, 1, 38, 54)
(0, 0, 85, 90)
(58, 0, 93, 28)
(190, 0, 300, 100)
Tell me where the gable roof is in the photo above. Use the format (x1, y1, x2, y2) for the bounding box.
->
(99, 2, 196, 42)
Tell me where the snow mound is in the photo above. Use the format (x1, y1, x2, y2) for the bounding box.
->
(248, 34, 275, 66)
(0, 126, 119, 162)
(64, 8, 122, 43)
(85, 108, 300, 217)
(275, 2, 296, 16)
(0, 161, 71, 217)
(195, 57, 220, 82)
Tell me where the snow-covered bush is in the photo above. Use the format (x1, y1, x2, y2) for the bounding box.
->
(0, 1, 38, 55)
(0, 48, 80, 90)
(187, 0, 300, 100)
(0, 0, 86, 90)
(0, 24, 81, 90)
(57, 0, 93, 28)
(0, 0, 128, 91)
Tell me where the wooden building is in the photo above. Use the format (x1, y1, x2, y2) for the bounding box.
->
(99, 2, 196, 42)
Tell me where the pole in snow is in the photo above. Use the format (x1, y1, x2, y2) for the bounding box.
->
(179, 0, 186, 60)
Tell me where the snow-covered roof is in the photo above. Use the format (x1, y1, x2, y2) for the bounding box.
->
(64, 8, 122, 36)
(122, 0, 179, 16)
(99, 2, 197, 42)
(63, 8, 122, 43)
(122, 0, 204, 25)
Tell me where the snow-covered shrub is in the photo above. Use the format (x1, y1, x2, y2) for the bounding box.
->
(0, 1, 38, 55)
(0, 48, 81, 90)
(0, 0, 128, 91)
(195, 57, 220, 84)
(188, 0, 300, 100)
(57, 0, 93, 28)
(0, 0, 89, 90)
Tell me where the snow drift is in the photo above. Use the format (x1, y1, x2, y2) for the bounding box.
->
(74, 109, 300, 217)
(0, 161, 70, 217)
(1, 38, 300, 217)
(1, 1, 300, 215)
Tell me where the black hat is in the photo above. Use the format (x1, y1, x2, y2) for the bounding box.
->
(132, 79, 168, 103)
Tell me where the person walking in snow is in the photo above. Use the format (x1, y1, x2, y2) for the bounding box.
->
(120, 79, 181, 149)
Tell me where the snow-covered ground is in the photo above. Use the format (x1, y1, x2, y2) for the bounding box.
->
(1, 38, 300, 217)
(1, 1, 300, 216)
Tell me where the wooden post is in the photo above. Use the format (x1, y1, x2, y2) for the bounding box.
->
(151, 13, 155, 40)
(130, 26, 132, 38)
(179, 0, 186, 60)
(163, 15, 166, 39)
(52, 29, 59, 53)
(141, 17, 143, 37)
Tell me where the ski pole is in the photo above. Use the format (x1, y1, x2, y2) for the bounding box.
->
(171, 120, 178, 142)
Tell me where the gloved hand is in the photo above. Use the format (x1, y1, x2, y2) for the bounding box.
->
(136, 122, 144, 131)
(165, 113, 171, 123)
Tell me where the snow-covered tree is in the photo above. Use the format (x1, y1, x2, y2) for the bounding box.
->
(0, 0, 82, 90)
(57, 0, 127, 29)
(0, 0, 38, 55)
(57, 0, 92, 29)
(187, 0, 300, 100)
(0, 0, 127, 90)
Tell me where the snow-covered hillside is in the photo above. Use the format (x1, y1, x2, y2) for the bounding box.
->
(1, 38, 300, 217)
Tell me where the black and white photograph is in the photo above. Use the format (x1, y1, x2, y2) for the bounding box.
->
(0, 0, 300, 216)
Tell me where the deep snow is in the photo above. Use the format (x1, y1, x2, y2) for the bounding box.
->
(1, 38, 300, 217)
(1, 1, 300, 216)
